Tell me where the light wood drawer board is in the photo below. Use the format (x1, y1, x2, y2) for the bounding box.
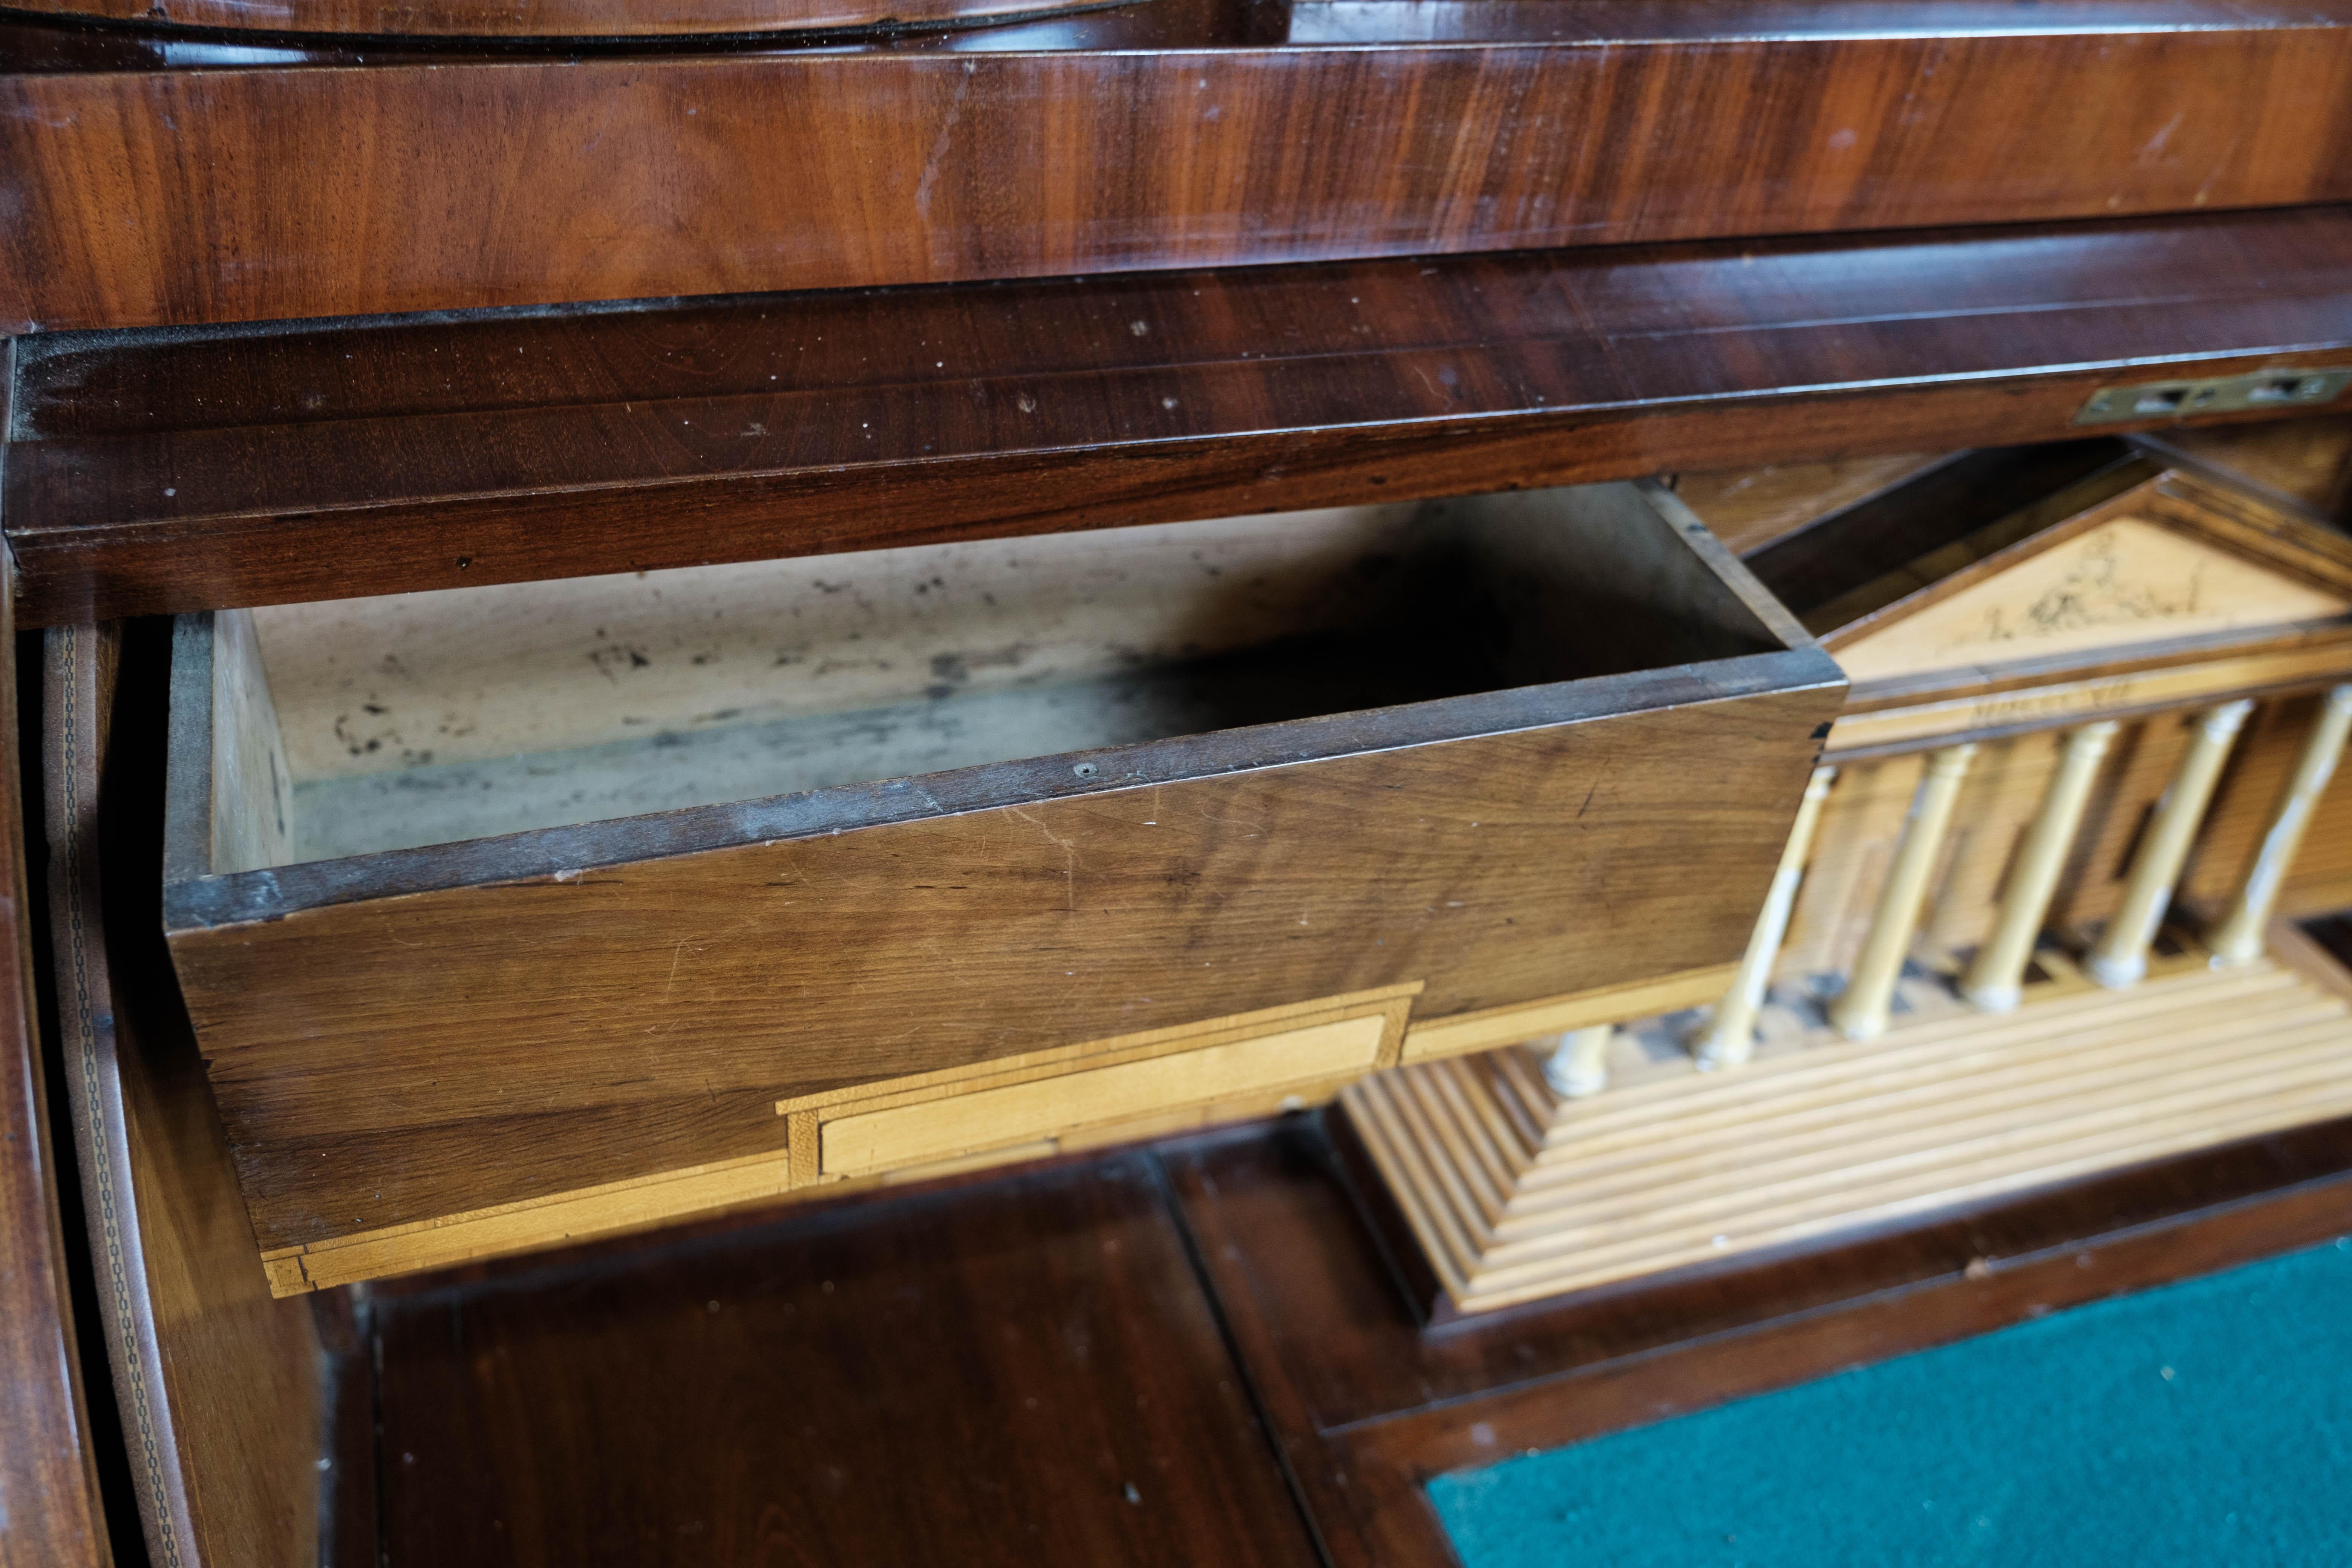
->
(262, 983, 1418, 1293)
(1400, 962, 1736, 1063)
(1345, 958, 2352, 1315)
(821, 1013, 1391, 1178)
(787, 982, 1419, 1182)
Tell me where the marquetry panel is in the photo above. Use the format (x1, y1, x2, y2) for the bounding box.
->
(1346, 955, 2352, 1315)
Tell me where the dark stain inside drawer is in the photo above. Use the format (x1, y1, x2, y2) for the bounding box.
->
(199, 493, 1785, 870)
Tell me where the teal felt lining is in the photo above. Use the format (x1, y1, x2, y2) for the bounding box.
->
(1428, 1236, 2352, 1568)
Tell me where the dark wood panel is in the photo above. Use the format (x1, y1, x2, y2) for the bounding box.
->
(0, 0, 1263, 69)
(14, 208, 2352, 626)
(5, 0, 1119, 40)
(2137, 413, 2352, 527)
(5, 2, 2352, 332)
(42, 618, 329, 1568)
(0, 467, 112, 1566)
(1744, 440, 2139, 619)
(1167, 1113, 2352, 1568)
(1669, 451, 1955, 559)
(368, 1148, 1320, 1568)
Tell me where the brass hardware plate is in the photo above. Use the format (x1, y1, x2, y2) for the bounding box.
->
(2073, 367, 2352, 426)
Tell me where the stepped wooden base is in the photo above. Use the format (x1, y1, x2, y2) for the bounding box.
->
(1340, 952, 2352, 1317)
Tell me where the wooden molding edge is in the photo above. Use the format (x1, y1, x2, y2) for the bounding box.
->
(784, 984, 1423, 1185)
(1400, 966, 1736, 1063)
(1824, 641, 2352, 758)
(265, 983, 1424, 1294)
(259, 1146, 805, 1296)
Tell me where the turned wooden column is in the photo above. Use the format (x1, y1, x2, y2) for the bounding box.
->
(1960, 721, 2119, 1012)
(1542, 1024, 1615, 1099)
(1829, 744, 1978, 1043)
(1695, 766, 1838, 1068)
(2208, 686, 2352, 965)
(2087, 699, 2254, 989)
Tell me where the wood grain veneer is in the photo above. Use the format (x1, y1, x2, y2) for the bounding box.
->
(368, 1150, 1322, 1568)
(5, 0, 2352, 331)
(12, 209, 2352, 626)
(43, 620, 329, 1568)
(5, 0, 1118, 38)
(158, 484, 1843, 1264)
(0, 526, 112, 1568)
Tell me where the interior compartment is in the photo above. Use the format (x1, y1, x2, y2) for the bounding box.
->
(208, 487, 1785, 871)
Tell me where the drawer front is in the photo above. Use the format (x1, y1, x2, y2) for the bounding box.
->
(789, 985, 1418, 1182)
(172, 682, 1837, 1269)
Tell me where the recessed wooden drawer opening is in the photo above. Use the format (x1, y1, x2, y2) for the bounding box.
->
(161, 482, 1844, 1290)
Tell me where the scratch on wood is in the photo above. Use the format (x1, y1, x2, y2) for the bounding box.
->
(1007, 805, 1079, 911)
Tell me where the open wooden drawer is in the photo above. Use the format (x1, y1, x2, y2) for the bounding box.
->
(158, 481, 1843, 1291)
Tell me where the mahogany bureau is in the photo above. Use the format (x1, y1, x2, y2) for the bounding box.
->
(4, 2, 2352, 1561)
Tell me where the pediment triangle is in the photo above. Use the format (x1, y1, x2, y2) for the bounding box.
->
(1833, 514, 2352, 684)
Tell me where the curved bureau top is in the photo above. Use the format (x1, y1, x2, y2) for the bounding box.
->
(0, 0, 1119, 41)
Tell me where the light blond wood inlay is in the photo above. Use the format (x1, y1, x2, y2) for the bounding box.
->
(1960, 720, 2118, 1011)
(1829, 743, 1977, 1040)
(1695, 765, 1836, 1066)
(781, 982, 1418, 1179)
(2209, 684, 2352, 963)
(1832, 515, 2352, 684)
(1825, 642, 2352, 755)
(2087, 700, 2252, 987)
(1539, 1024, 1616, 1099)
(260, 982, 1420, 1293)
(1400, 965, 1738, 1063)
(1344, 957, 2352, 1315)
(821, 1013, 1391, 1178)
(259, 1145, 806, 1296)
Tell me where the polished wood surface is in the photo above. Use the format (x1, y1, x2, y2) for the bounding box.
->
(6, 0, 1115, 38)
(367, 1150, 1320, 1568)
(0, 541, 112, 1564)
(14, 208, 2352, 626)
(5, 0, 2352, 331)
(1175, 1111, 2352, 1563)
(326, 1105, 2352, 1565)
(42, 620, 328, 1568)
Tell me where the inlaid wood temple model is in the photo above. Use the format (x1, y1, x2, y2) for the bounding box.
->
(1343, 437, 2352, 1318)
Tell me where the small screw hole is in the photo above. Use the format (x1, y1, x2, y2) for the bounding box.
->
(1072, 762, 1098, 779)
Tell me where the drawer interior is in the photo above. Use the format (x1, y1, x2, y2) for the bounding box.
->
(200, 490, 1787, 871)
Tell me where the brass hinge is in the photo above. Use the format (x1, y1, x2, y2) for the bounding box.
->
(2073, 366, 2352, 426)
